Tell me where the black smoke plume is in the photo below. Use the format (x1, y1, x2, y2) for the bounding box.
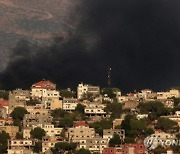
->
(1, 0, 180, 92)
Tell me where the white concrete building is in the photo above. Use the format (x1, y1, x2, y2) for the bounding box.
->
(77, 83, 100, 99)
(32, 124, 62, 138)
(63, 98, 78, 111)
(8, 139, 34, 154)
(84, 103, 106, 117)
(136, 114, 148, 120)
(31, 80, 59, 101)
(157, 89, 180, 100)
(23, 128, 31, 139)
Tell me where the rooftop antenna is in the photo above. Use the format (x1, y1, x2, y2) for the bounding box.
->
(108, 67, 111, 87)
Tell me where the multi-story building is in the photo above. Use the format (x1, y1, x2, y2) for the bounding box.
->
(84, 103, 106, 117)
(103, 147, 122, 154)
(67, 121, 95, 142)
(46, 99, 63, 110)
(77, 83, 100, 99)
(103, 129, 125, 142)
(31, 80, 59, 103)
(0, 98, 9, 117)
(26, 104, 50, 116)
(161, 111, 180, 126)
(0, 126, 19, 138)
(113, 119, 123, 129)
(42, 136, 60, 153)
(0, 106, 8, 118)
(8, 139, 34, 154)
(32, 124, 62, 138)
(121, 144, 146, 154)
(63, 98, 78, 112)
(79, 136, 108, 154)
(0, 118, 13, 126)
(23, 128, 31, 139)
(157, 89, 180, 100)
(161, 99, 174, 108)
(23, 113, 53, 128)
(122, 101, 139, 110)
(9, 89, 30, 113)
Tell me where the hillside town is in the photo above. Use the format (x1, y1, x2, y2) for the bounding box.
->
(0, 80, 180, 154)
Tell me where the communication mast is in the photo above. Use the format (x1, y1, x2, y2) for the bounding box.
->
(108, 67, 111, 87)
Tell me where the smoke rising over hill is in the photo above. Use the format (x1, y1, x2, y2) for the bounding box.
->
(0, 0, 180, 91)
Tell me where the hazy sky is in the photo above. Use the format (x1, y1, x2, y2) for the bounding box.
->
(0, 0, 180, 92)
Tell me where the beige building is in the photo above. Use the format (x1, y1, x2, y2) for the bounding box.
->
(79, 136, 108, 154)
(77, 83, 100, 99)
(23, 113, 53, 128)
(62, 98, 78, 111)
(23, 128, 31, 139)
(113, 119, 123, 129)
(9, 89, 30, 113)
(33, 124, 62, 138)
(122, 101, 139, 109)
(42, 136, 59, 153)
(84, 103, 107, 117)
(8, 139, 34, 154)
(0, 126, 19, 138)
(157, 89, 180, 100)
(67, 121, 95, 142)
(47, 99, 63, 110)
(103, 129, 125, 142)
(0, 118, 13, 126)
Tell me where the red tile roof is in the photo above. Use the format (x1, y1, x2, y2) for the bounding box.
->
(31, 80, 56, 90)
(74, 121, 89, 127)
(0, 98, 9, 107)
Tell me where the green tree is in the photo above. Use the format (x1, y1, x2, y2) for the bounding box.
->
(176, 133, 180, 139)
(171, 97, 180, 106)
(153, 146, 166, 154)
(130, 119, 146, 135)
(59, 117, 73, 128)
(90, 119, 112, 136)
(0, 90, 9, 100)
(60, 128, 66, 138)
(52, 142, 77, 154)
(30, 127, 46, 140)
(33, 141, 42, 153)
(105, 102, 122, 119)
(124, 137, 135, 143)
(13, 119, 21, 128)
(10, 107, 28, 120)
(102, 88, 117, 98)
(26, 98, 40, 106)
(81, 92, 94, 102)
(75, 104, 85, 114)
(145, 128, 155, 136)
(16, 132, 23, 139)
(0, 131, 10, 153)
(75, 148, 91, 154)
(51, 109, 66, 119)
(60, 90, 75, 98)
(121, 114, 134, 132)
(109, 133, 122, 147)
(172, 105, 180, 113)
(156, 118, 178, 133)
(138, 101, 169, 118)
